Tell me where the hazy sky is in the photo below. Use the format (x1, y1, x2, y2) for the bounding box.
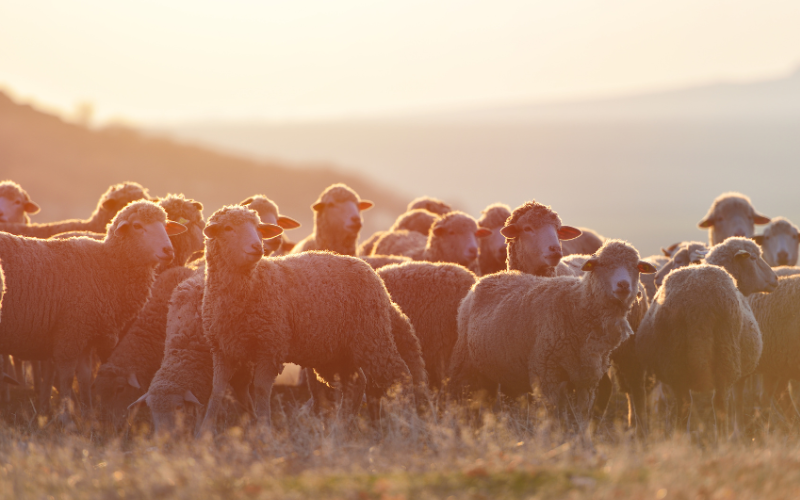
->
(2, 0, 799, 123)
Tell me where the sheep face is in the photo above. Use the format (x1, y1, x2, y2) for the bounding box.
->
(501, 222, 580, 275)
(698, 193, 770, 245)
(240, 196, 301, 255)
(654, 243, 708, 287)
(0, 182, 39, 223)
(427, 214, 489, 267)
(117, 218, 186, 265)
(132, 390, 203, 436)
(93, 366, 143, 429)
(754, 218, 800, 267)
(204, 217, 283, 269)
(706, 238, 778, 296)
(480, 227, 507, 269)
(581, 242, 656, 308)
(314, 199, 371, 240)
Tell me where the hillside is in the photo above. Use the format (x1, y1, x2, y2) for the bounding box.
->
(0, 91, 407, 238)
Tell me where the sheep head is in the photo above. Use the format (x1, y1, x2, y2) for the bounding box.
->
(0, 180, 40, 223)
(204, 205, 283, 269)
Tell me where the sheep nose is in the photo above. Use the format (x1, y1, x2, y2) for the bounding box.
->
(734, 231, 745, 237)
(251, 242, 263, 252)
(162, 246, 174, 257)
(778, 251, 789, 265)
(616, 280, 630, 291)
(466, 246, 478, 259)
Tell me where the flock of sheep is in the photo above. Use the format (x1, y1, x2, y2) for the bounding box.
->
(0, 179, 799, 441)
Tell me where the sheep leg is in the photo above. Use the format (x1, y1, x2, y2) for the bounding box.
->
(38, 360, 56, 414)
(197, 351, 235, 437)
(713, 387, 730, 442)
(0, 355, 10, 405)
(592, 372, 612, 422)
(252, 359, 280, 429)
(732, 379, 747, 438)
(365, 378, 385, 425)
(675, 387, 692, 435)
(13, 357, 26, 387)
(54, 357, 79, 427)
(75, 349, 94, 416)
(230, 366, 255, 418)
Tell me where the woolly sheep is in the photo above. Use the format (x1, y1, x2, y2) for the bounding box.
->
(358, 209, 440, 256)
(373, 212, 491, 270)
(289, 183, 372, 256)
(653, 242, 708, 288)
(0, 182, 150, 238)
(407, 196, 451, 216)
(561, 227, 605, 257)
(0, 180, 40, 224)
(238, 195, 301, 256)
(775, 267, 800, 277)
(636, 238, 778, 435)
(0, 200, 187, 421)
(198, 206, 414, 433)
(698, 192, 770, 246)
(640, 255, 670, 302)
(450, 241, 656, 424)
(360, 255, 412, 270)
(753, 217, 800, 267)
(500, 201, 582, 277)
(477, 203, 511, 276)
(377, 261, 477, 389)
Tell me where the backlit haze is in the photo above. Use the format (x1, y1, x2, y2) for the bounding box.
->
(2, 1, 800, 255)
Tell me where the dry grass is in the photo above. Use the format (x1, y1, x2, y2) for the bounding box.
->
(3, 385, 800, 500)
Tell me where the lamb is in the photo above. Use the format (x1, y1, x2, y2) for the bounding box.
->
(753, 217, 800, 267)
(359, 209, 441, 257)
(0, 200, 187, 422)
(377, 261, 477, 389)
(450, 240, 656, 425)
(91, 195, 206, 424)
(198, 206, 414, 433)
(407, 196, 451, 216)
(698, 192, 770, 246)
(0, 182, 151, 238)
(238, 195, 301, 256)
(561, 227, 605, 256)
(636, 237, 778, 435)
(0, 180, 40, 224)
(289, 183, 372, 256)
(476, 203, 511, 276)
(500, 200, 582, 277)
(373, 212, 491, 271)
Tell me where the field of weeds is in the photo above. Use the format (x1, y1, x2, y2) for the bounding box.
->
(3, 385, 800, 500)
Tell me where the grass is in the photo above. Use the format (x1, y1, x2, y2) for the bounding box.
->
(4, 382, 800, 500)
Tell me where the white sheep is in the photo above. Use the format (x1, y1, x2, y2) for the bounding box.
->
(198, 205, 415, 433)
(450, 240, 656, 426)
(0, 180, 40, 224)
(698, 192, 770, 246)
(561, 227, 605, 256)
(0, 200, 187, 422)
(753, 217, 800, 267)
(476, 203, 511, 276)
(406, 196, 451, 216)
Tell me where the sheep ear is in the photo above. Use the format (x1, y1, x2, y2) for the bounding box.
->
(3, 373, 20, 386)
(128, 393, 149, 410)
(475, 228, 492, 238)
(698, 216, 714, 229)
(754, 213, 771, 225)
(257, 223, 283, 240)
(581, 258, 599, 272)
(184, 390, 202, 406)
(165, 221, 188, 236)
(358, 200, 374, 211)
(102, 198, 122, 213)
(752, 235, 765, 245)
(239, 197, 255, 206)
(191, 201, 203, 211)
(114, 220, 131, 236)
(662, 242, 680, 256)
(203, 223, 223, 238)
(312, 202, 327, 212)
(276, 216, 301, 230)
(433, 226, 446, 237)
(500, 224, 520, 239)
(127, 372, 141, 389)
(735, 250, 751, 260)
(637, 261, 657, 274)
(557, 226, 582, 241)
(24, 201, 40, 214)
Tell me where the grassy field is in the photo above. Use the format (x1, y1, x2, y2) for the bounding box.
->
(3, 385, 800, 500)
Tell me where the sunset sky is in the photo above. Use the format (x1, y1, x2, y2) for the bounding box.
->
(2, 0, 799, 123)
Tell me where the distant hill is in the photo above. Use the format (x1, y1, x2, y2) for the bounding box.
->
(0, 91, 408, 239)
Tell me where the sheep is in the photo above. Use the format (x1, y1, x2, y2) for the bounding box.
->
(747, 275, 800, 424)
(477, 203, 511, 276)
(407, 196, 451, 216)
(289, 183, 372, 256)
(0, 182, 151, 238)
(238, 195, 301, 256)
(377, 261, 477, 389)
(450, 240, 656, 426)
(500, 200, 582, 277)
(0, 180, 40, 224)
(653, 242, 708, 288)
(361, 255, 412, 270)
(0, 200, 187, 422)
(698, 192, 770, 246)
(639, 255, 670, 302)
(753, 217, 800, 267)
(775, 267, 800, 277)
(359, 209, 442, 257)
(198, 205, 415, 433)
(561, 227, 605, 257)
(636, 237, 778, 436)
(373, 212, 491, 271)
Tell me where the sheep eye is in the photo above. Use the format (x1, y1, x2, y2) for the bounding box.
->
(14, 200, 21, 205)
(133, 222, 143, 230)
(524, 227, 532, 232)
(224, 226, 233, 232)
